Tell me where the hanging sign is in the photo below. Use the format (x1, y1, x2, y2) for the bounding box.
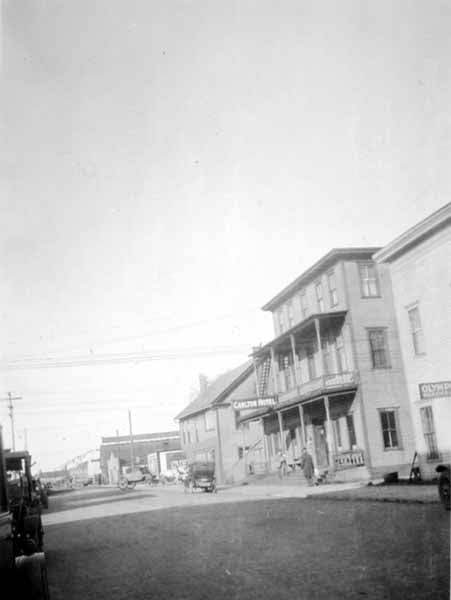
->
(419, 381, 451, 400)
(232, 396, 277, 411)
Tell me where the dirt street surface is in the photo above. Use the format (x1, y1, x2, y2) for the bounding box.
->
(43, 485, 449, 600)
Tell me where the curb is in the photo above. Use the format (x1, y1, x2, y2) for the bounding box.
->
(304, 493, 440, 505)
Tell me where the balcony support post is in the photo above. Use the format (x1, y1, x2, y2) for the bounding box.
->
(277, 410, 286, 454)
(298, 404, 306, 448)
(314, 318, 325, 378)
(290, 334, 300, 386)
(324, 395, 336, 473)
(270, 347, 279, 394)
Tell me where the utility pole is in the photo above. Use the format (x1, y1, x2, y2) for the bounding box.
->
(0, 392, 22, 451)
(24, 428, 28, 452)
(128, 410, 135, 469)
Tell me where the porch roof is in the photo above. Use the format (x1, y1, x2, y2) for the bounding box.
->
(238, 381, 358, 424)
(252, 310, 347, 358)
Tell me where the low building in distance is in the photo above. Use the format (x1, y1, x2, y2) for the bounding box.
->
(374, 202, 451, 478)
(241, 247, 416, 482)
(100, 431, 184, 484)
(176, 364, 265, 485)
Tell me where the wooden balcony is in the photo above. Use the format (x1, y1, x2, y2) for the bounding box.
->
(277, 371, 359, 403)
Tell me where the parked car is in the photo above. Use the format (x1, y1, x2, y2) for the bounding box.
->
(186, 462, 217, 493)
(436, 464, 450, 510)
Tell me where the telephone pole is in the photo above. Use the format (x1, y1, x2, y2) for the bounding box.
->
(0, 392, 22, 451)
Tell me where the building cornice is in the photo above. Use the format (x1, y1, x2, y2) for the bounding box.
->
(374, 203, 451, 264)
(262, 248, 381, 311)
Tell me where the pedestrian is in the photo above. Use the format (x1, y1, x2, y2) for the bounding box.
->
(278, 450, 288, 479)
(299, 447, 315, 486)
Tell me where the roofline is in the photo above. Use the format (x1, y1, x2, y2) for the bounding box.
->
(262, 247, 381, 311)
(175, 363, 255, 421)
(374, 203, 451, 264)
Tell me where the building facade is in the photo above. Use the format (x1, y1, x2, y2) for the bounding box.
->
(176, 363, 265, 485)
(241, 248, 416, 481)
(100, 431, 184, 484)
(374, 203, 451, 479)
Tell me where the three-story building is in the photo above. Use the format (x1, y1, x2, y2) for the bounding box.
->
(241, 248, 415, 481)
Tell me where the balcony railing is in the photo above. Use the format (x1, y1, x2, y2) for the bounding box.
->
(277, 371, 358, 398)
(334, 449, 365, 470)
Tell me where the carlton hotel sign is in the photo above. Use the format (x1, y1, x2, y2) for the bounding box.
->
(232, 397, 277, 411)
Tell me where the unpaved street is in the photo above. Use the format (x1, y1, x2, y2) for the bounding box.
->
(42, 485, 449, 600)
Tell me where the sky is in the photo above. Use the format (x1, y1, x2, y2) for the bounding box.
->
(1, 0, 450, 470)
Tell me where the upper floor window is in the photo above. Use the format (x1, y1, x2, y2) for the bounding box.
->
(287, 300, 294, 328)
(299, 290, 308, 319)
(277, 308, 286, 334)
(315, 281, 324, 312)
(327, 270, 338, 307)
(359, 263, 380, 297)
(306, 345, 317, 380)
(204, 410, 215, 431)
(379, 410, 399, 449)
(368, 328, 391, 369)
(336, 333, 348, 372)
(408, 305, 425, 355)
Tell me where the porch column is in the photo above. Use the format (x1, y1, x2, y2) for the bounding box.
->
(290, 334, 300, 386)
(270, 346, 279, 394)
(260, 418, 269, 470)
(277, 410, 286, 453)
(314, 317, 325, 378)
(324, 395, 336, 473)
(298, 404, 306, 448)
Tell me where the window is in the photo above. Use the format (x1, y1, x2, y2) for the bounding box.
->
(306, 345, 316, 380)
(420, 406, 439, 459)
(195, 428, 199, 443)
(204, 410, 215, 431)
(346, 415, 357, 447)
(315, 281, 324, 312)
(359, 263, 380, 297)
(336, 333, 348, 372)
(277, 308, 286, 334)
(327, 270, 338, 307)
(380, 410, 399, 449)
(368, 329, 390, 369)
(182, 430, 186, 444)
(187, 431, 191, 444)
(238, 446, 250, 460)
(287, 301, 294, 328)
(408, 306, 425, 355)
(300, 290, 308, 319)
(333, 419, 342, 448)
(322, 336, 334, 374)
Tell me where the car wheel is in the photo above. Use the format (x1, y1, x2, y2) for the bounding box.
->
(439, 476, 450, 510)
(118, 477, 129, 491)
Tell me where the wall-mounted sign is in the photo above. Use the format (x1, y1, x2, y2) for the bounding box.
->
(419, 381, 451, 400)
(232, 397, 277, 411)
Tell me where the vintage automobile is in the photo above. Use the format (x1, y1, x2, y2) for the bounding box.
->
(118, 466, 154, 490)
(186, 462, 217, 493)
(436, 464, 450, 510)
(0, 428, 50, 598)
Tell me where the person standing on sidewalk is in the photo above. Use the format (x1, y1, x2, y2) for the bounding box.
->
(300, 447, 315, 486)
(278, 450, 288, 479)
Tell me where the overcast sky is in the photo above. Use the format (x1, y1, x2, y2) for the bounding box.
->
(1, 0, 450, 470)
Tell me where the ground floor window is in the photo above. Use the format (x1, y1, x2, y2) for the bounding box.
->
(420, 405, 439, 460)
(346, 414, 357, 447)
(380, 410, 399, 449)
(238, 446, 250, 460)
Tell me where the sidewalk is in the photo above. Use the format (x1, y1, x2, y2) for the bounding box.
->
(305, 482, 440, 504)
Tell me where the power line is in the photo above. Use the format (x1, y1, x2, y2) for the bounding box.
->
(0, 344, 251, 372)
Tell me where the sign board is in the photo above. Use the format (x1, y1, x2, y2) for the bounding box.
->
(232, 397, 277, 411)
(419, 381, 451, 400)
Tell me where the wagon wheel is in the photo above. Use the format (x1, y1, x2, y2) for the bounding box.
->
(118, 477, 129, 491)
